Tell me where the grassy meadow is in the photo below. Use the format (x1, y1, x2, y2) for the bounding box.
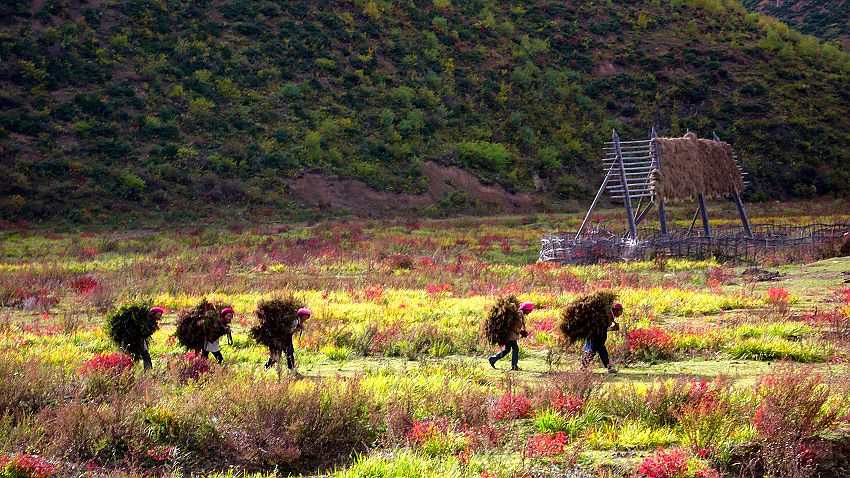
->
(1, 205, 850, 477)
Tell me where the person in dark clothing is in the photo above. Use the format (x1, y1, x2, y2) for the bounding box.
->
(581, 302, 622, 373)
(142, 306, 164, 370)
(265, 307, 310, 372)
(489, 301, 533, 371)
(202, 307, 234, 364)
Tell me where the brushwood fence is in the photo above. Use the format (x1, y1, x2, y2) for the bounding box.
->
(539, 222, 850, 264)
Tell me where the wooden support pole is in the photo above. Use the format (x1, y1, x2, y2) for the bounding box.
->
(650, 127, 668, 235)
(713, 132, 753, 239)
(634, 201, 655, 227)
(575, 171, 612, 241)
(732, 187, 753, 238)
(698, 193, 712, 238)
(687, 207, 700, 237)
(613, 129, 638, 240)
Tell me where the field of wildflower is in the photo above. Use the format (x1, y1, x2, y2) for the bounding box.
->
(1, 205, 850, 478)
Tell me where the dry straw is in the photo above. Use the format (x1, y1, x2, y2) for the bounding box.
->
(653, 133, 744, 203)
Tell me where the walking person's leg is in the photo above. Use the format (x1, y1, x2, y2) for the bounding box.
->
(489, 342, 511, 368)
(283, 335, 295, 370)
(509, 341, 520, 370)
(265, 348, 281, 368)
(141, 349, 153, 370)
(597, 341, 616, 373)
(580, 338, 595, 369)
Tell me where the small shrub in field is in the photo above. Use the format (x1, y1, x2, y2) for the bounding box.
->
(80, 352, 134, 375)
(524, 431, 568, 457)
(219, 377, 378, 473)
(550, 391, 583, 417)
(1, 453, 56, 478)
(546, 368, 604, 401)
(677, 388, 740, 457)
(753, 365, 841, 476)
(636, 447, 689, 478)
(0, 354, 68, 417)
(167, 352, 210, 382)
(489, 392, 532, 421)
(765, 287, 792, 316)
(627, 326, 674, 361)
(600, 377, 693, 427)
(406, 418, 468, 457)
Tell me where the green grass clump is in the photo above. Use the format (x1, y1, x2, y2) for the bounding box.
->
(725, 338, 831, 362)
(331, 450, 469, 478)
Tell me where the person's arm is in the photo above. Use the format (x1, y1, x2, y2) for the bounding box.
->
(227, 328, 233, 345)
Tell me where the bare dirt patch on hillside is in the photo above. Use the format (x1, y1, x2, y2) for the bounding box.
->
(288, 161, 536, 217)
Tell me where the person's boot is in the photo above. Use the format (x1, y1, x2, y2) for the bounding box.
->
(488, 356, 497, 369)
(607, 365, 618, 374)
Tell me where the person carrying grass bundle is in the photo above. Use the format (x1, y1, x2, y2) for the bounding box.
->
(141, 307, 164, 369)
(266, 308, 309, 371)
(174, 299, 233, 364)
(484, 297, 533, 371)
(580, 302, 622, 373)
(202, 307, 234, 364)
(251, 297, 309, 372)
(559, 291, 621, 374)
(104, 300, 163, 371)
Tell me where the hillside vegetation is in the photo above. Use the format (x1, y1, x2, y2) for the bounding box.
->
(1, 0, 849, 223)
(742, 0, 850, 50)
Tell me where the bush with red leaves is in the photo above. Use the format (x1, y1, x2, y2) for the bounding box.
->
(1, 453, 57, 478)
(636, 447, 689, 478)
(489, 392, 532, 421)
(627, 326, 674, 362)
(524, 432, 568, 458)
(550, 391, 583, 417)
(79, 352, 133, 375)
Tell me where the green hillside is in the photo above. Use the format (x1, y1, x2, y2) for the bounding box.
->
(1, 0, 849, 224)
(742, 0, 850, 50)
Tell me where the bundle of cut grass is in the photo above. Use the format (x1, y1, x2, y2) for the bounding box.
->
(559, 290, 617, 344)
(653, 133, 744, 203)
(250, 296, 304, 350)
(174, 298, 230, 351)
(482, 295, 523, 346)
(105, 300, 157, 358)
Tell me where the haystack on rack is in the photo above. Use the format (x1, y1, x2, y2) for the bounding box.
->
(540, 128, 850, 264)
(574, 128, 751, 241)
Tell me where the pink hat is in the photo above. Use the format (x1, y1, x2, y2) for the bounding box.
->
(149, 306, 165, 315)
(297, 308, 312, 317)
(220, 307, 235, 317)
(612, 302, 623, 311)
(519, 302, 534, 312)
